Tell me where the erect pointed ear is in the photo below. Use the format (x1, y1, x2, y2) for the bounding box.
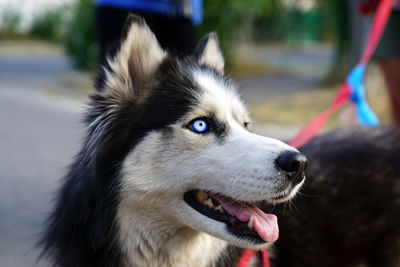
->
(194, 32, 225, 74)
(99, 14, 165, 103)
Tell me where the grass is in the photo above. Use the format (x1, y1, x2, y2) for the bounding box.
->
(229, 60, 275, 77)
(249, 82, 391, 131)
(0, 39, 62, 57)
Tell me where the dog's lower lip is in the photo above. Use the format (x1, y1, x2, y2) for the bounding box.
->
(268, 189, 293, 201)
(270, 193, 289, 200)
(183, 190, 278, 244)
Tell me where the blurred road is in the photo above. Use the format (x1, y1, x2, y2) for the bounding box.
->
(235, 43, 332, 103)
(0, 50, 83, 266)
(0, 42, 331, 266)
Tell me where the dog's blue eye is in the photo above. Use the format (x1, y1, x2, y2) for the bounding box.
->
(190, 119, 209, 134)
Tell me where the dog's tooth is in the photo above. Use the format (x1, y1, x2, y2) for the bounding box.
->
(203, 198, 214, 208)
(247, 216, 254, 229)
(196, 190, 209, 202)
(215, 205, 224, 213)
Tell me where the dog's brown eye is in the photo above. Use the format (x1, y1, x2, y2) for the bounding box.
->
(244, 122, 250, 128)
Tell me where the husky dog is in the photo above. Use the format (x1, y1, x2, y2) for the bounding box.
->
(41, 16, 306, 267)
(271, 127, 400, 267)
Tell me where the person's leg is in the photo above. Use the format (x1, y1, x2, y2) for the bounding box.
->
(96, 7, 197, 62)
(379, 59, 400, 126)
(164, 17, 197, 57)
(95, 6, 130, 63)
(146, 16, 197, 57)
(373, 11, 400, 126)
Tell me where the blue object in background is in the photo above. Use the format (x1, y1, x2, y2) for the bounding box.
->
(96, 0, 203, 25)
(346, 64, 380, 126)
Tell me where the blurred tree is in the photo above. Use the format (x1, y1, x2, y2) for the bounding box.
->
(64, 0, 98, 70)
(320, 0, 351, 81)
(200, 0, 281, 64)
(53, 0, 350, 74)
(201, 0, 281, 39)
(61, 0, 283, 70)
(30, 7, 69, 43)
(0, 8, 21, 38)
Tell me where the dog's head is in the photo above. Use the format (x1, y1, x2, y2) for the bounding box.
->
(89, 16, 306, 250)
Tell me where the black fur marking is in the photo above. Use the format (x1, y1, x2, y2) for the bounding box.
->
(40, 58, 204, 266)
(94, 59, 112, 92)
(208, 113, 228, 141)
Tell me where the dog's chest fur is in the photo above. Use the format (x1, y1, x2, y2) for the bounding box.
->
(118, 207, 227, 267)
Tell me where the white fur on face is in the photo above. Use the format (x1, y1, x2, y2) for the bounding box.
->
(117, 69, 302, 265)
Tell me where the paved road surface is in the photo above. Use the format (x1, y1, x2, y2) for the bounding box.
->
(0, 53, 83, 266)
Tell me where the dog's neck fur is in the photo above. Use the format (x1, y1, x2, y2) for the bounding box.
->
(117, 205, 227, 267)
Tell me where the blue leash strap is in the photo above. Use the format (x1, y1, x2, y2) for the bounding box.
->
(346, 64, 380, 126)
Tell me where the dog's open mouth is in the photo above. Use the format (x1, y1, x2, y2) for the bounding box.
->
(184, 190, 279, 244)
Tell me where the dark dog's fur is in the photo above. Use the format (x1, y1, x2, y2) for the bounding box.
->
(271, 127, 400, 267)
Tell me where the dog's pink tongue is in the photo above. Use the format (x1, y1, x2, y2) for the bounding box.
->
(212, 195, 279, 243)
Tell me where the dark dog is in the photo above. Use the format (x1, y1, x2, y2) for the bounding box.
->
(271, 127, 400, 267)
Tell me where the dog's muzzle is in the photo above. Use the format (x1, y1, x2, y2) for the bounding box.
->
(275, 151, 307, 185)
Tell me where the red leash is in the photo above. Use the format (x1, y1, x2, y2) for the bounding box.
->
(288, 82, 351, 148)
(236, 250, 255, 267)
(236, 249, 270, 267)
(237, 0, 394, 266)
(290, 0, 393, 148)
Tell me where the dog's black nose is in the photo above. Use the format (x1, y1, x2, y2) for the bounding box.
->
(276, 151, 307, 184)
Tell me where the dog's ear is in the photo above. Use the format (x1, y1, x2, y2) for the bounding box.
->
(98, 14, 165, 104)
(194, 32, 224, 74)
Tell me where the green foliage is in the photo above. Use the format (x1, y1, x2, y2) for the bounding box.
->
(20, 0, 348, 73)
(62, 0, 283, 70)
(200, 0, 345, 44)
(64, 0, 98, 70)
(26, 0, 97, 69)
(201, 0, 281, 42)
(200, 0, 281, 65)
(0, 8, 22, 38)
(30, 7, 69, 42)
